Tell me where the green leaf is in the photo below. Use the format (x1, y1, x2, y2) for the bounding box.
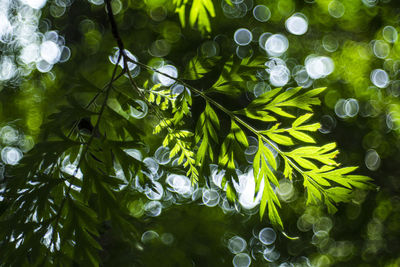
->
(265, 132, 294, 146)
(292, 113, 313, 127)
(260, 182, 283, 230)
(189, 0, 215, 33)
(183, 56, 219, 80)
(231, 121, 248, 148)
(326, 187, 352, 202)
(288, 130, 316, 143)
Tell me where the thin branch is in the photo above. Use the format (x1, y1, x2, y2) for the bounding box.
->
(102, 0, 310, 183)
(104, 0, 199, 181)
(123, 55, 310, 177)
(67, 69, 126, 139)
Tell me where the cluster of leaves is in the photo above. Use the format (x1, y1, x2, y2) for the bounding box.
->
(0, 70, 152, 265)
(191, 81, 373, 228)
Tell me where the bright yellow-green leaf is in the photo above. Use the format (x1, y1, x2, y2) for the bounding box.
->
(289, 130, 316, 143)
(265, 132, 294, 146)
(189, 0, 215, 33)
(292, 113, 313, 127)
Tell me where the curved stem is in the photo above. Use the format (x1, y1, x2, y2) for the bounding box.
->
(102, 0, 314, 186)
(121, 56, 309, 177)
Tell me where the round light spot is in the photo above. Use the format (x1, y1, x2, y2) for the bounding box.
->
(265, 34, 289, 57)
(161, 233, 174, 245)
(124, 148, 142, 161)
(210, 165, 225, 189)
(362, 0, 378, 7)
(228, 236, 247, 254)
(201, 41, 219, 57)
(313, 217, 333, 233)
(322, 35, 339, 52)
(383, 26, 398, 43)
(40, 41, 61, 64)
(293, 66, 310, 86)
(141, 230, 159, 243)
(0, 126, 19, 144)
(373, 40, 390, 59)
(389, 80, 400, 97)
(157, 65, 178, 86)
(236, 46, 253, 59)
(221, 1, 248, 19)
(328, 1, 345, 18)
(297, 214, 315, 232)
(276, 179, 294, 202)
(171, 84, 185, 96)
(149, 6, 167, 22)
(344, 98, 359, 117)
(61, 160, 83, 180)
(149, 39, 171, 57)
(22, 0, 47, 9)
(253, 81, 271, 97)
(253, 5, 271, 22)
(370, 69, 389, 88)
(0, 14, 13, 43)
(50, 4, 66, 18)
(244, 136, 258, 155)
(124, 49, 138, 71)
(36, 60, 53, 73)
(59, 46, 71, 63)
(365, 149, 380, 171)
(234, 28, 253, 46)
(166, 174, 192, 196)
(319, 115, 336, 134)
(311, 230, 329, 246)
(269, 65, 290, 87)
(259, 227, 276, 245)
(386, 112, 400, 131)
(143, 157, 159, 175)
(258, 32, 271, 50)
(109, 48, 139, 73)
(19, 44, 40, 64)
(0, 56, 17, 81)
(1, 147, 23, 165)
(202, 189, 220, 207)
(233, 253, 251, 267)
(145, 182, 164, 200)
(129, 100, 148, 119)
(334, 98, 347, 119)
(263, 249, 280, 262)
(144, 200, 162, 217)
(88, 0, 104, 5)
(265, 57, 286, 69)
(238, 170, 264, 209)
(305, 56, 334, 79)
(285, 13, 308, 35)
(154, 146, 170, 165)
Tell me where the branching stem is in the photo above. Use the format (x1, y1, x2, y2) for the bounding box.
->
(102, 0, 314, 188)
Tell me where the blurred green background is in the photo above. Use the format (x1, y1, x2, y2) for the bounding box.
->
(1, 0, 400, 266)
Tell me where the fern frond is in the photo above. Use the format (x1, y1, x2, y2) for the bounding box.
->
(146, 83, 175, 111)
(164, 130, 198, 182)
(108, 41, 374, 230)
